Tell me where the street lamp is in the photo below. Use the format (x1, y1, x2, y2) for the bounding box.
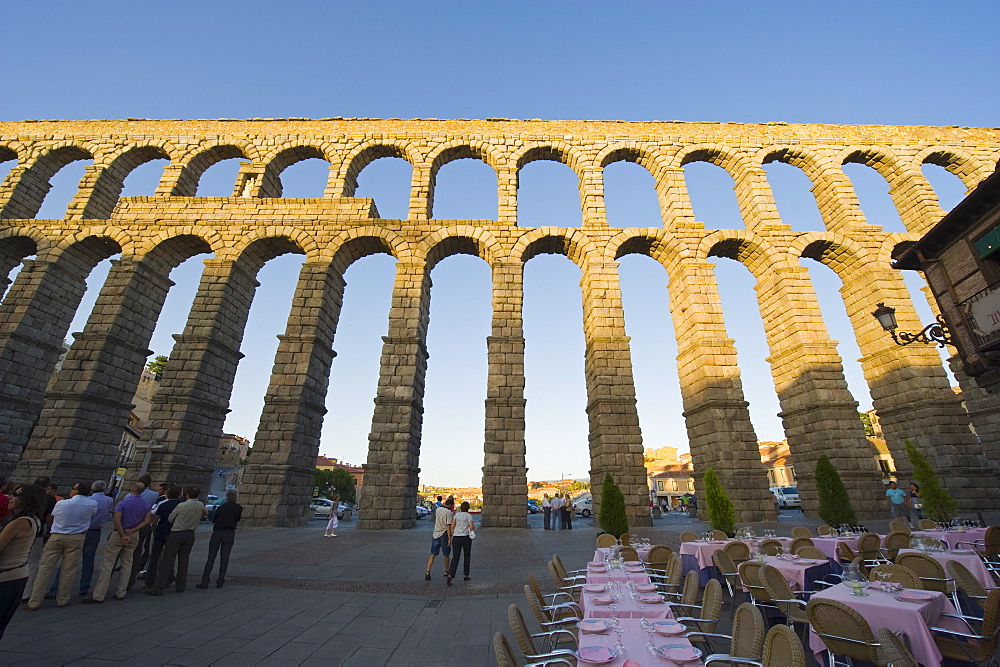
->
(871, 302, 953, 348)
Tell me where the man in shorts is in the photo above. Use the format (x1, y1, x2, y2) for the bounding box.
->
(425, 497, 454, 580)
(885, 481, 912, 526)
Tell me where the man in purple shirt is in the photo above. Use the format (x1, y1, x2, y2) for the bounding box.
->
(83, 483, 151, 603)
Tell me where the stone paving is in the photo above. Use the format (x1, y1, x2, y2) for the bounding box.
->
(4, 509, 995, 665)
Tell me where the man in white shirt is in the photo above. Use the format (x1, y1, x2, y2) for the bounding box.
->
(550, 493, 564, 530)
(27, 481, 99, 609)
(425, 497, 454, 580)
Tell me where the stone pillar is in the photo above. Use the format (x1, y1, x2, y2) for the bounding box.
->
(580, 262, 650, 528)
(139, 258, 260, 489)
(852, 270, 999, 510)
(409, 164, 432, 221)
(802, 162, 868, 233)
(481, 262, 527, 528)
(64, 165, 112, 220)
(884, 166, 944, 235)
(0, 166, 31, 219)
(154, 163, 188, 196)
(497, 165, 518, 225)
(668, 257, 775, 522)
(655, 168, 697, 230)
(241, 262, 344, 527)
(754, 263, 884, 518)
(233, 162, 266, 198)
(0, 250, 111, 478)
(357, 261, 430, 529)
(14, 259, 172, 487)
(0, 236, 36, 302)
(730, 165, 784, 231)
(580, 168, 607, 228)
(949, 357, 1000, 472)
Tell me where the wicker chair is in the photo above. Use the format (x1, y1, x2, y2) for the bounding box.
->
(724, 540, 751, 566)
(931, 588, 1000, 665)
(761, 563, 809, 640)
(701, 602, 766, 665)
(618, 545, 639, 562)
(958, 525, 1000, 579)
(875, 627, 918, 667)
(677, 579, 724, 647)
(526, 574, 576, 610)
(710, 529, 729, 541)
(663, 569, 702, 611)
(889, 519, 911, 534)
(759, 539, 783, 556)
(619, 532, 631, 546)
(523, 584, 580, 642)
(762, 624, 807, 667)
(896, 551, 961, 609)
(506, 605, 577, 665)
(493, 632, 519, 667)
(882, 530, 912, 562)
(647, 544, 672, 575)
(738, 560, 775, 612)
(788, 536, 814, 554)
(806, 597, 882, 664)
(552, 554, 587, 579)
(650, 552, 683, 596)
(595, 533, 616, 548)
(680, 530, 699, 543)
(858, 532, 888, 571)
(794, 545, 826, 560)
(947, 560, 996, 616)
(816, 524, 836, 536)
(791, 526, 813, 539)
(546, 561, 582, 600)
(837, 541, 859, 564)
(918, 518, 939, 530)
(869, 563, 922, 590)
(713, 548, 742, 599)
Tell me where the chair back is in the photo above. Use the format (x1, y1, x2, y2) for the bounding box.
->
(662, 554, 683, 592)
(679, 569, 700, 607)
(723, 540, 750, 564)
(547, 560, 568, 589)
(888, 519, 911, 534)
(619, 532, 631, 546)
(710, 529, 728, 541)
(759, 539, 782, 556)
(738, 560, 771, 605)
(552, 554, 569, 580)
(524, 584, 550, 625)
(698, 579, 723, 633)
(526, 575, 546, 606)
(789, 536, 814, 554)
(619, 546, 638, 562)
(896, 552, 949, 593)
(731, 602, 766, 659)
(679, 531, 699, 543)
(761, 563, 806, 623)
(791, 526, 812, 539)
(918, 518, 939, 530)
(947, 560, 988, 598)
(507, 604, 539, 657)
(647, 545, 672, 574)
(981, 589, 1000, 656)
(806, 598, 881, 663)
(596, 533, 616, 548)
(874, 627, 917, 667)
(794, 545, 826, 560)
(712, 548, 740, 596)
(883, 530, 911, 560)
(857, 532, 883, 561)
(816, 524, 835, 536)
(762, 624, 806, 667)
(837, 542, 858, 563)
(493, 632, 519, 667)
(985, 525, 1000, 558)
(869, 563, 922, 590)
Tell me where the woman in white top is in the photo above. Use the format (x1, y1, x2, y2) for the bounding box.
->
(446, 501, 475, 586)
(0, 484, 46, 638)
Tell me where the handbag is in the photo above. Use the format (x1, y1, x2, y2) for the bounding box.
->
(468, 529, 476, 540)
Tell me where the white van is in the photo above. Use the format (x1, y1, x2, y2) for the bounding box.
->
(770, 486, 801, 510)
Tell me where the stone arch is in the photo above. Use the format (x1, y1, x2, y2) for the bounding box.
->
(514, 227, 600, 270)
(338, 141, 419, 197)
(916, 146, 990, 190)
(608, 228, 693, 270)
(698, 229, 795, 275)
(260, 144, 334, 198)
(674, 143, 753, 174)
(1, 144, 95, 219)
(840, 146, 943, 233)
(136, 233, 217, 274)
(45, 226, 131, 264)
(425, 142, 503, 220)
(416, 226, 504, 271)
(0, 145, 17, 166)
(172, 143, 255, 197)
(597, 144, 670, 177)
(512, 141, 588, 175)
(327, 226, 412, 272)
(82, 145, 173, 219)
(0, 227, 48, 299)
(675, 144, 781, 230)
(761, 146, 867, 232)
(137, 225, 226, 258)
(225, 228, 316, 267)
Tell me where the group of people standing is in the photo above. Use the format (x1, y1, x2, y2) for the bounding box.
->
(425, 495, 476, 586)
(0, 474, 243, 641)
(885, 480, 923, 526)
(541, 493, 573, 530)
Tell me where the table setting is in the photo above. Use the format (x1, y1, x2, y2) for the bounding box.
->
(574, 615, 704, 665)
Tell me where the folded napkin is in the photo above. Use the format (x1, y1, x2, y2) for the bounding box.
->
(584, 584, 606, 593)
(950, 549, 975, 555)
(895, 590, 935, 603)
(652, 620, 684, 635)
(578, 646, 615, 662)
(589, 564, 607, 570)
(634, 583, 657, 592)
(623, 560, 642, 566)
(661, 645, 700, 663)
(578, 619, 608, 633)
(638, 593, 662, 603)
(794, 558, 822, 564)
(591, 594, 615, 604)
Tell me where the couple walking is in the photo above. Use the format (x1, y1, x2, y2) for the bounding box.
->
(425, 497, 475, 586)
(542, 492, 573, 530)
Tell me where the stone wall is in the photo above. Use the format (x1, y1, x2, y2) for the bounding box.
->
(1, 118, 998, 527)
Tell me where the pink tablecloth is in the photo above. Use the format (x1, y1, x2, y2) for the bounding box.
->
(594, 546, 652, 563)
(586, 570, 653, 585)
(579, 584, 674, 620)
(812, 535, 870, 559)
(898, 548, 995, 588)
(678, 540, 727, 569)
(575, 617, 700, 666)
(758, 555, 830, 591)
(912, 527, 987, 550)
(808, 583, 957, 666)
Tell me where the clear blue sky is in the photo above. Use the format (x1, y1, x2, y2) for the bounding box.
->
(1, 2, 994, 486)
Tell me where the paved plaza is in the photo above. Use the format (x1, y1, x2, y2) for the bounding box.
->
(4, 509, 994, 665)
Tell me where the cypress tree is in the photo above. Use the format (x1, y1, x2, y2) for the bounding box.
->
(598, 473, 629, 538)
(905, 439, 957, 523)
(815, 455, 857, 526)
(703, 468, 736, 537)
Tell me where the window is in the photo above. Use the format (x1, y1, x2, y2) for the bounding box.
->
(656, 481, 664, 491)
(672, 480, 678, 491)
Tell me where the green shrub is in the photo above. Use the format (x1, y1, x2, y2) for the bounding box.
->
(815, 455, 857, 526)
(598, 473, 629, 538)
(703, 468, 736, 537)
(905, 440, 957, 523)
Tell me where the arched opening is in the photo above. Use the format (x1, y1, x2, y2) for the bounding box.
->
(420, 254, 491, 488)
(321, 253, 397, 470)
(196, 157, 250, 197)
(0, 235, 37, 304)
(36, 158, 94, 219)
(431, 158, 497, 220)
(523, 253, 588, 487)
(0, 149, 16, 186)
(841, 162, 907, 233)
(517, 160, 582, 228)
(146, 253, 212, 363)
(278, 158, 330, 198)
(603, 161, 661, 229)
(355, 157, 412, 220)
(683, 161, 744, 230)
(120, 158, 170, 197)
(764, 161, 826, 232)
(899, 268, 957, 384)
(921, 163, 968, 213)
(65, 254, 121, 341)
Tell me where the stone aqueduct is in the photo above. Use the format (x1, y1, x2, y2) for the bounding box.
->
(1, 118, 999, 530)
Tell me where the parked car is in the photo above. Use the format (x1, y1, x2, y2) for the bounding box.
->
(770, 486, 802, 510)
(415, 505, 430, 519)
(203, 497, 225, 521)
(574, 495, 594, 517)
(527, 499, 541, 514)
(310, 497, 343, 519)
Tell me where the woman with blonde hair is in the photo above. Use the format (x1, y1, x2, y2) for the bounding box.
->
(446, 501, 475, 586)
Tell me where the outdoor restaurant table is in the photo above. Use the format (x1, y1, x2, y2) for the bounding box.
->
(579, 581, 675, 620)
(586, 564, 655, 585)
(679, 540, 726, 585)
(897, 548, 995, 588)
(575, 616, 703, 666)
(807, 582, 958, 666)
(912, 527, 988, 550)
(811, 535, 881, 560)
(594, 546, 652, 563)
(755, 555, 834, 591)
